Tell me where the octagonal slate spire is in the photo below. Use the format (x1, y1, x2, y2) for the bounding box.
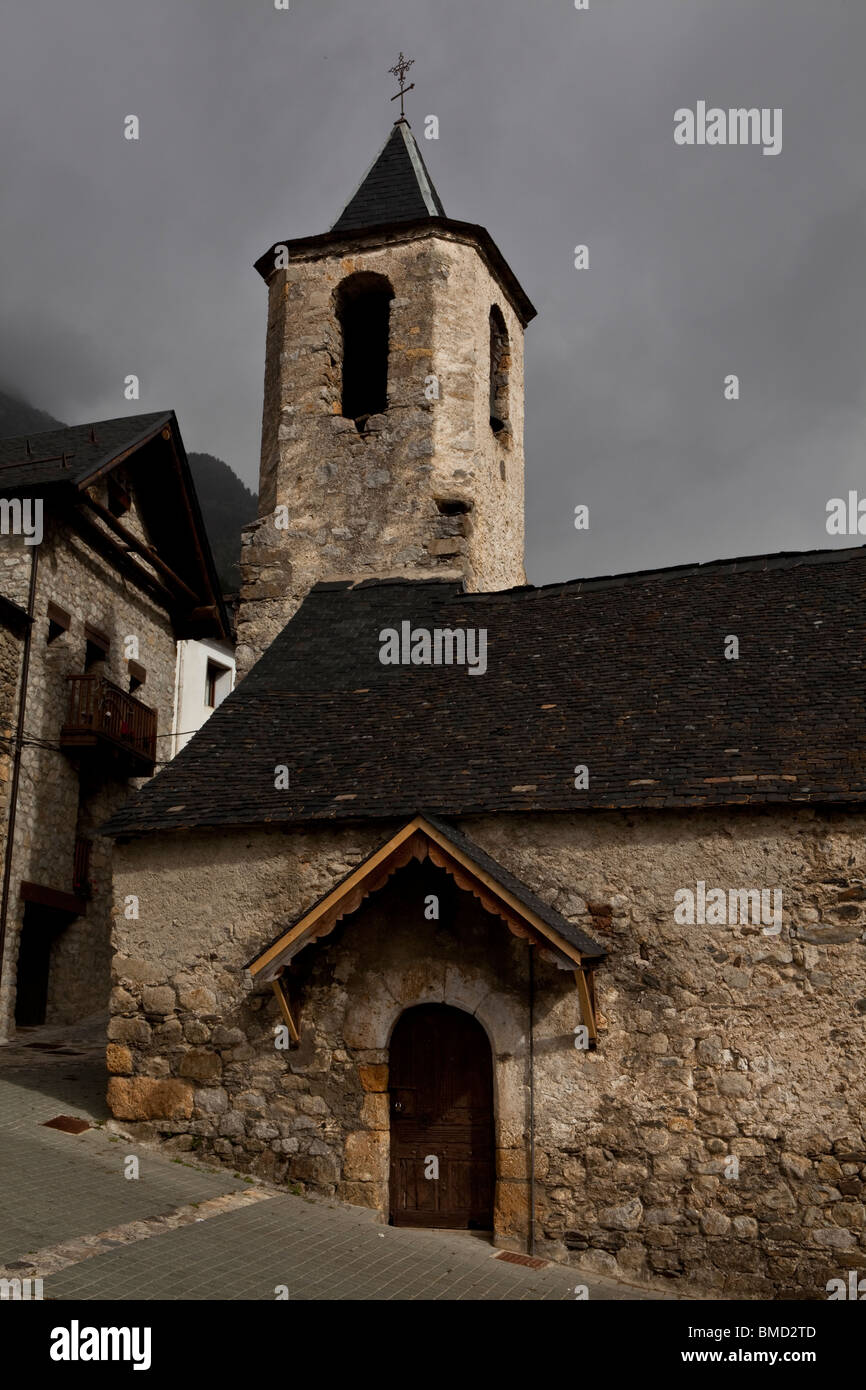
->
(332, 121, 446, 233)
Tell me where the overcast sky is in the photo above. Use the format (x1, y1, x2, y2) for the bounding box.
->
(2, 0, 865, 585)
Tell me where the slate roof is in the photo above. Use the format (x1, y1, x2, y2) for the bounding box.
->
(103, 543, 866, 837)
(0, 411, 229, 638)
(254, 123, 536, 326)
(332, 121, 446, 233)
(422, 815, 605, 960)
(0, 412, 173, 491)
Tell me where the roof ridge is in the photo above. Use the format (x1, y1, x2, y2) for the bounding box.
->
(502, 542, 866, 599)
(0, 410, 172, 450)
(296, 542, 866, 608)
(396, 122, 442, 218)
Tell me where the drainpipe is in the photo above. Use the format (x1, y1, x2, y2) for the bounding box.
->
(528, 942, 536, 1256)
(171, 638, 184, 760)
(0, 546, 39, 1014)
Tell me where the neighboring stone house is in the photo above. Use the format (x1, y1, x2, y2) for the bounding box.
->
(102, 120, 866, 1299)
(0, 594, 30, 854)
(0, 412, 229, 1039)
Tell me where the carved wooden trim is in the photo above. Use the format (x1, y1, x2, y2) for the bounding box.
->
(249, 816, 590, 985)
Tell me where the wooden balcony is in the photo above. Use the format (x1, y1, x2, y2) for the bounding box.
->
(61, 674, 157, 776)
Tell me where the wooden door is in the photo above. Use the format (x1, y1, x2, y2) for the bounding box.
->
(389, 1004, 494, 1229)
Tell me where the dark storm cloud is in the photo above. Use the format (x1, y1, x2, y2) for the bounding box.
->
(1, 0, 864, 584)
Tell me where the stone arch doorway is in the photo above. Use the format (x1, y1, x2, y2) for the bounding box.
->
(389, 1003, 494, 1231)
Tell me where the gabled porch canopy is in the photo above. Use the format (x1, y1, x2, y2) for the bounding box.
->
(245, 814, 605, 1042)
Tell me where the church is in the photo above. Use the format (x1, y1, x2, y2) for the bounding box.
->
(102, 109, 866, 1299)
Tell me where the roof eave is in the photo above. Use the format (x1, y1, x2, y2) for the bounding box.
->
(254, 216, 537, 327)
(73, 412, 176, 490)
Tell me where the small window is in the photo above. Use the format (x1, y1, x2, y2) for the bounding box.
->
(84, 623, 110, 670)
(489, 305, 510, 435)
(128, 660, 146, 694)
(205, 660, 232, 709)
(435, 499, 472, 516)
(46, 602, 71, 645)
(335, 272, 394, 430)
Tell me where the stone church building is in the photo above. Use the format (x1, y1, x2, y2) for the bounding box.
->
(103, 118, 866, 1299)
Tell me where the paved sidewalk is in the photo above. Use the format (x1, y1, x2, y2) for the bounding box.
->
(44, 1196, 607, 1301)
(0, 1020, 250, 1267)
(0, 1022, 689, 1302)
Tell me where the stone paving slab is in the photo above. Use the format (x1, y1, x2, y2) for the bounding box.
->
(44, 1193, 677, 1301)
(0, 1028, 111, 1134)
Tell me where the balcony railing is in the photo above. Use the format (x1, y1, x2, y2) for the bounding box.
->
(61, 674, 157, 775)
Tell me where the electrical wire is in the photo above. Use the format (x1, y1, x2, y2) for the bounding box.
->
(0, 722, 223, 769)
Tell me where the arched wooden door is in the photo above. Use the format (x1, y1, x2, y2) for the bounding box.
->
(389, 1004, 494, 1230)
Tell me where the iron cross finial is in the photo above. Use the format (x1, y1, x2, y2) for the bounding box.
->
(389, 52, 415, 121)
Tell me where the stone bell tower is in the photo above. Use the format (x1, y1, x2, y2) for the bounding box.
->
(235, 113, 536, 675)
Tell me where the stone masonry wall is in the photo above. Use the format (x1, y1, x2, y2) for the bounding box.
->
(0, 613, 24, 839)
(0, 504, 179, 1039)
(236, 226, 526, 674)
(107, 805, 866, 1298)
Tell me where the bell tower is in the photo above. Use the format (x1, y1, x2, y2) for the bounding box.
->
(236, 103, 536, 675)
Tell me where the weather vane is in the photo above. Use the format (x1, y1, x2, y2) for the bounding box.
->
(389, 52, 415, 121)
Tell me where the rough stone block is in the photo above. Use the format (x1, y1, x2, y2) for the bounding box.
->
(497, 1148, 530, 1180)
(107, 1016, 152, 1047)
(141, 986, 176, 1015)
(360, 1093, 389, 1130)
(194, 1087, 229, 1115)
(178, 1049, 223, 1082)
(494, 1179, 530, 1238)
(598, 1198, 643, 1232)
(177, 985, 218, 1014)
(700, 1210, 732, 1236)
(106, 1043, 133, 1075)
(107, 1077, 194, 1121)
(343, 1130, 388, 1183)
(358, 1064, 388, 1092)
(289, 1153, 340, 1185)
(337, 1181, 388, 1211)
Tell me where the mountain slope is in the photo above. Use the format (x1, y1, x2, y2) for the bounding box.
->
(0, 389, 65, 438)
(187, 452, 257, 595)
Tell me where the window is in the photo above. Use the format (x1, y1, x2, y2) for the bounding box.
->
(84, 623, 110, 670)
(435, 498, 473, 538)
(205, 660, 232, 709)
(46, 602, 71, 645)
(335, 272, 394, 429)
(128, 660, 146, 694)
(489, 305, 510, 435)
